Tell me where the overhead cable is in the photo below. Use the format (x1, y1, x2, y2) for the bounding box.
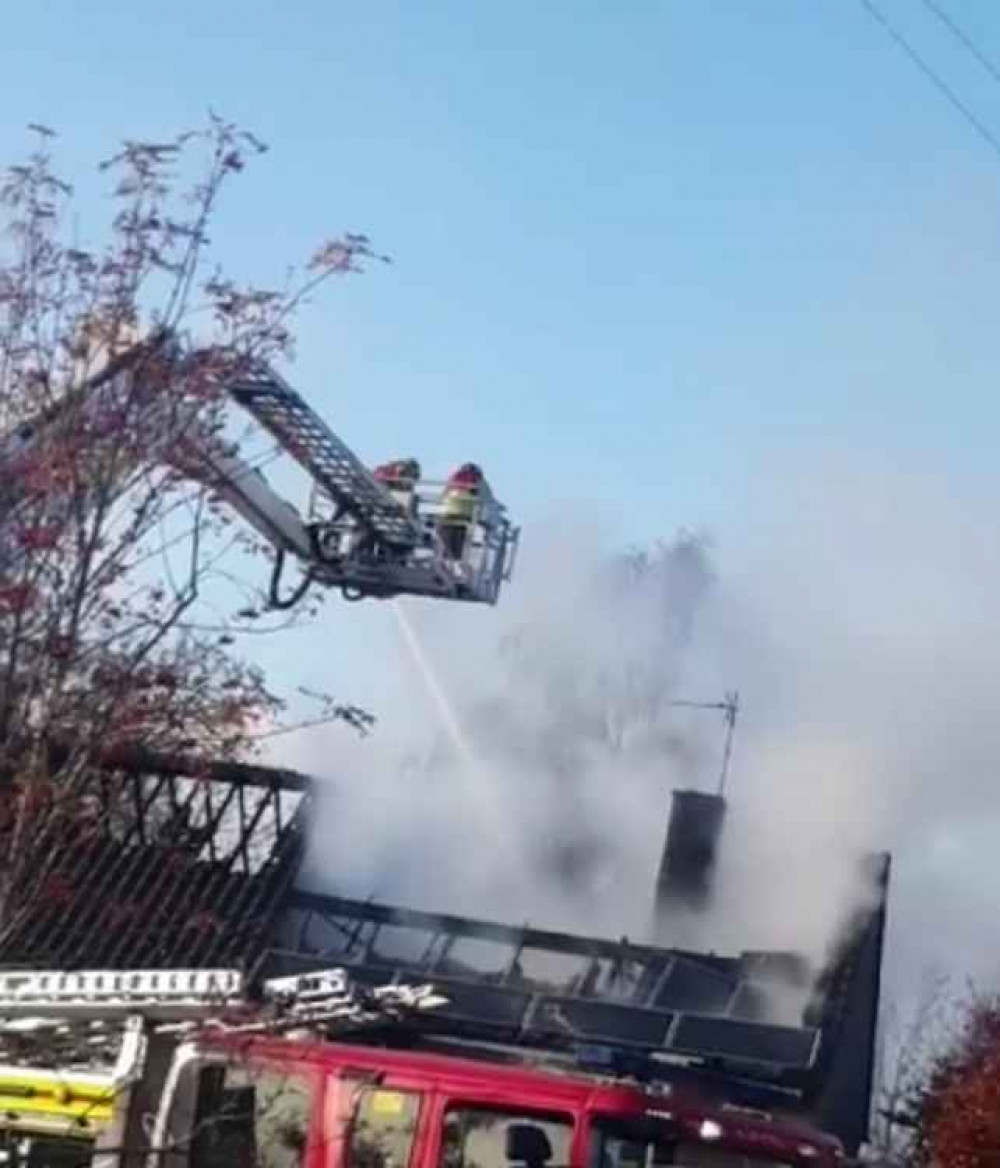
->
(920, 0, 1000, 89)
(860, 0, 1000, 161)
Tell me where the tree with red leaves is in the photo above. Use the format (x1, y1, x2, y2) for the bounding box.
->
(907, 995, 1000, 1167)
(0, 118, 379, 936)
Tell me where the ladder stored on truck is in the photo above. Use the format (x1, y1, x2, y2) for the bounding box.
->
(0, 967, 445, 1164)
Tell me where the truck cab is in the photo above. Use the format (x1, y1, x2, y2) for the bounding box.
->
(147, 1036, 844, 1168)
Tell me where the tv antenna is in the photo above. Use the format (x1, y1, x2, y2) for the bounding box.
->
(666, 690, 739, 797)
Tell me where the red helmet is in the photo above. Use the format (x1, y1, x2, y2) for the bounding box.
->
(375, 458, 421, 481)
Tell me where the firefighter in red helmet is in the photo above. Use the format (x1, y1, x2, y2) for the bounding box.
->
(372, 457, 422, 518)
(438, 462, 484, 561)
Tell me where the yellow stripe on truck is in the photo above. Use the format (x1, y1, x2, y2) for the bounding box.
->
(0, 1073, 115, 1126)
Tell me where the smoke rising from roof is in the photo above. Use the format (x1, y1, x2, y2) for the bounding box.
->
(282, 450, 1000, 1004)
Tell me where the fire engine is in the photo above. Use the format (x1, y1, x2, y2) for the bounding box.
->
(0, 967, 844, 1168)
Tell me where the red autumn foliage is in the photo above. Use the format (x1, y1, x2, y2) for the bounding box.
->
(15, 523, 62, 552)
(914, 998, 1000, 1167)
(40, 873, 74, 907)
(0, 584, 33, 612)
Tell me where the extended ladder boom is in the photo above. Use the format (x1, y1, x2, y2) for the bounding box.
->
(0, 336, 518, 606)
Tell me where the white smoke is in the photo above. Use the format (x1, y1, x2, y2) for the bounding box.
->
(276, 448, 1000, 1006)
(280, 515, 864, 962)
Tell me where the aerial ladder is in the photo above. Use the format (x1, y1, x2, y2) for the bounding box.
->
(0, 332, 519, 607)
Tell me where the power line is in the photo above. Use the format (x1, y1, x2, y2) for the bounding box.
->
(920, 0, 1000, 89)
(860, 0, 1000, 161)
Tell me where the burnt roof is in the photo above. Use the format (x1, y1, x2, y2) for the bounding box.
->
(0, 748, 310, 973)
(270, 864, 889, 1156)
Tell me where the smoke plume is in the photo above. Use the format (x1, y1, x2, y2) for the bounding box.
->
(279, 449, 1000, 1005)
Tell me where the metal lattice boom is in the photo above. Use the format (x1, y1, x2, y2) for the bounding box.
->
(227, 364, 422, 549)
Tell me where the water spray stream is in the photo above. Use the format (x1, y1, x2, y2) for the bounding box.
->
(390, 600, 523, 868)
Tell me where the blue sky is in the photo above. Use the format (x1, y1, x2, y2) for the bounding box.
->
(4, 0, 1000, 706)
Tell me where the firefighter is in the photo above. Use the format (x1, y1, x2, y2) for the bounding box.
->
(344, 458, 421, 563)
(438, 462, 484, 561)
(373, 458, 422, 519)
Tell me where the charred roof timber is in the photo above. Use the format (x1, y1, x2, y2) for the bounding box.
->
(272, 889, 822, 1094)
(0, 747, 311, 974)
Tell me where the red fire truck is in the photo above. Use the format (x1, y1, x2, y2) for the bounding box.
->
(176, 1032, 845, 1168)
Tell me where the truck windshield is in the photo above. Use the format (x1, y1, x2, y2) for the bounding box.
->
(588, 1118, 795, 1168)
